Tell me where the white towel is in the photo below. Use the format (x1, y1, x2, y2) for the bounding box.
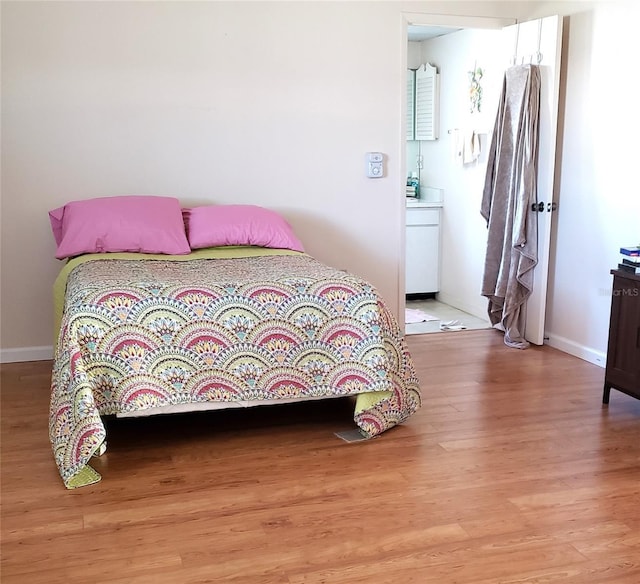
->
(462, 130, 481, 164)
(405, 308, 438, 324)
(453, 129, 481, 165)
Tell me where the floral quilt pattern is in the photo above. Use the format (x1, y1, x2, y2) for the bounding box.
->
(50, 253, 421, 488)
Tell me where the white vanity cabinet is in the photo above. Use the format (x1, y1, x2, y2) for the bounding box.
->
(405, 205, 440, 294)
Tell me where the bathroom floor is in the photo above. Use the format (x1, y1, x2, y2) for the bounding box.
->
(405, 298, 491, 335)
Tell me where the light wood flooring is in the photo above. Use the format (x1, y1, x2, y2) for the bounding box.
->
(2, 329, 640, 583)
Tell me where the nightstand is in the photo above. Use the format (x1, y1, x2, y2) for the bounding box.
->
(603, 270, 640, 403)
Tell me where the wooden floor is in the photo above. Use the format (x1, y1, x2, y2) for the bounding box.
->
(2, 329, 640, 583)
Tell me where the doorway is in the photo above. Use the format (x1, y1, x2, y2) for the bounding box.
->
(401, 14, 563, 342)
(404, 21, 506, 336)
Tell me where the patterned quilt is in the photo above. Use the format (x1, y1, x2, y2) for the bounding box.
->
(50, 248, 421, 488)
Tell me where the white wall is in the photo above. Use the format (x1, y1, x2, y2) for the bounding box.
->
(408, 40, 422, 69)
(1, 0, 407, 356)
(1, 1, 636, 369)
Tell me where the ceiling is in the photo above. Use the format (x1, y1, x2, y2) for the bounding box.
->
(407, 25, 461, 42)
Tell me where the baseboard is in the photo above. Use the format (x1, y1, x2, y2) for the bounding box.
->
(1, 346, 53, 364)
(544, 333, 606, 368)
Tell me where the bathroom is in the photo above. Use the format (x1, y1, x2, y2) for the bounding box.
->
(404, 24, 506, 334)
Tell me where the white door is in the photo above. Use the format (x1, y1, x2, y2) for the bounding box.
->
(502, 16, 563, 345)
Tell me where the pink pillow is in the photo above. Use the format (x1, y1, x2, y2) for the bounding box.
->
(185, 204, 305, 252)
(49, 195, 191, 259)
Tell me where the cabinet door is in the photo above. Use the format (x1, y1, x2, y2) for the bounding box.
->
(407, 69, 415, 141)
(406, 209, 440, 294)
(414, 63, 439, 141)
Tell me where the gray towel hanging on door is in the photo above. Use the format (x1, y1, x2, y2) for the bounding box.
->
(480, 64, 541, 349)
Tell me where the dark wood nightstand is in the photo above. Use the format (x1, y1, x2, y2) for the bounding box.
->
(603, 269, 640, 403)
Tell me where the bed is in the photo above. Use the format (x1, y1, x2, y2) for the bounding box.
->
(48, 198, 421, 489)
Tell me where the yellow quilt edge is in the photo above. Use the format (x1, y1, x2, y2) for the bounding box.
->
(65, 465, 102, 489)
(355, 391, 391, 414)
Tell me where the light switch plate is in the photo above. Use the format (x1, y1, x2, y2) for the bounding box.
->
(366, 152, 384, 178)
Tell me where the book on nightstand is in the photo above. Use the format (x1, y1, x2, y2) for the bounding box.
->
(619, 246, 640, 257)
(617, 262, 640, 274)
